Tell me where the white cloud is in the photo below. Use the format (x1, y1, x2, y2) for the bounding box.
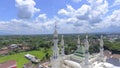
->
(58, 9, 68, 16)
(36, 14, 47, 22)
(66, 5, 75, 12)
(92, 9, 120, 32)
(1, 0, 120, 34)
(88, 0, 108, 23)
(38, 14, 47, 20)
(112, 0, 120, 7)
(76, 4, 90, 20)
(56, 0, 120, 33)
(58, 5, 75, 17)
(0, 15, 58, 34)
(15, 0, 40, 19)
(0, 19, 38, 34)
(58, 0, 108, 24)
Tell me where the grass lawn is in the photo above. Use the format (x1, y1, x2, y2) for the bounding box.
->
(0, 48, 52, 68)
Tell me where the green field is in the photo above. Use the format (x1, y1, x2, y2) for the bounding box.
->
(0, 49, 52, 68)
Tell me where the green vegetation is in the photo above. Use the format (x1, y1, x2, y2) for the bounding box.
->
(0, 48, 52, 68)
(0, 34, 120, 53)
(0, 34, 120, 68)
(0, 35, 53, 49)
(104, 40, 120, 51)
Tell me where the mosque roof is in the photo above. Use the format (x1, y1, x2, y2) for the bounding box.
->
(74, 45, 84, 57)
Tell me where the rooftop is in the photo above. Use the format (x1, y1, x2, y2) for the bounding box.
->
(0, 60, 16, 68)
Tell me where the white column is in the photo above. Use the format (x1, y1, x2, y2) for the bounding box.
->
(53, 29, 59, 59)
(77, 35, 80, 49)
(84, 35, 89, 66)
(61, 35, 65, 56)
(51, 29, 60, 68)
(100, 35, 104, 61)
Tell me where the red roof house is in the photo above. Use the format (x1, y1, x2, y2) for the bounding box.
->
(0, 60, 17, 68)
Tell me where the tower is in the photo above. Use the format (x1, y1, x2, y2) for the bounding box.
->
(51, 22, 60, 68)
(52, 22, 59, 59)
(61, 35, 65, 56)
(74, 35, 84, 58)
(77, 35, 80, 49)
(84, 35, 90, 66)
(100, 35, 104, 61)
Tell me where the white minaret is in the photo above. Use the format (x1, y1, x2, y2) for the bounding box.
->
(77, 35, 80, 49)
(51, 22, 60, 68)
(100, 35, 104, 61)
(61, 35, 65, 56)
(84, 35, 90, 66)
(53, 23, 59, 59)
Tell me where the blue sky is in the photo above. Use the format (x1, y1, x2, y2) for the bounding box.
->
(0, 0, 120, 34)
(0, 0, 85, 20)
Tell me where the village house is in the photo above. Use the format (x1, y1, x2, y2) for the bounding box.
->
(0, 60, 17, 68)
(0, 47, 9, 55)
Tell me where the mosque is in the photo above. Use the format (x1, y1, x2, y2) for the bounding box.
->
(50, 25, 120, 68)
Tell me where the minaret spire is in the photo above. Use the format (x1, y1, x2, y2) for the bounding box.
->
(55, 22, 57, 30)
(51, 22, 60, 68)
(53, 22, 59, 59)
(77, 35, 80, 48)
(61, 35, 65, 56)
(84, 34, 90, 66)
(100, 35, 104, 61)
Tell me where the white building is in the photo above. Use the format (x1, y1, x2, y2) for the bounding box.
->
(50, 27, 120, 68)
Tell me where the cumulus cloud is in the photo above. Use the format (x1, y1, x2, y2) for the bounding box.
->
(58, 5, 75, 17)
(1, 0, 120, 34)
(58, 9, 68, 16)
(35, 14, 47, 22)
(15, 0, 40, 19)
(112, 0, 120, 7)
(58, 0, 108, 24)
(93, 9, 120, 29)
(0, 19, 55, 34)
(0, 19, 37, 34)
(76, 4, 90, 20)
(57, 0, 109, 31)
